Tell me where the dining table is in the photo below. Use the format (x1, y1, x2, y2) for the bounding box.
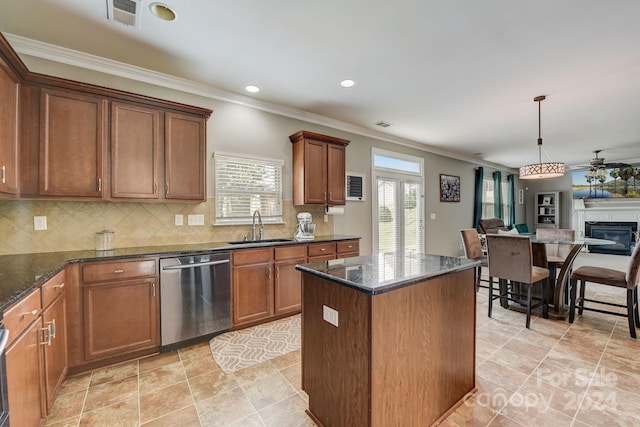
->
(487, 234, 614, 320)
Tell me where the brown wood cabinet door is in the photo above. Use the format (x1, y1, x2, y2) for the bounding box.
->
(111, 102, 161, 199)
(327, 144, 346, 205)
(83, 278, 158, 361)
(165, 112, 205, 200)
(0, 59, 19, 195)
(42, 292, 68, 413)
(274, 258, 305, 314)
(233, 263, 274, 325)
(39, 89, 106, 197)
(304, 141, 328, 204)
(6, 318, 45, 427)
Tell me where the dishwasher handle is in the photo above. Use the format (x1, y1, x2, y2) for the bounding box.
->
(162, 259, 230, 270)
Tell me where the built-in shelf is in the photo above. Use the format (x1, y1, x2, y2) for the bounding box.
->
(535, 191, 560, 229)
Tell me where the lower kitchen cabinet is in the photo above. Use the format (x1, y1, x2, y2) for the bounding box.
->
(274, 245, 306, 315)
(233, 248, 274, 326)
(6, 318, 45, 427)
(4, 288, 45, 427)
(42, 292, 67, 412)
(83, 277, 158, 361)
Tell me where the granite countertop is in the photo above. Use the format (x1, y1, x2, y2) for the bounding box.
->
(296, 252, 479, 295)
(0, 234, 359, 313)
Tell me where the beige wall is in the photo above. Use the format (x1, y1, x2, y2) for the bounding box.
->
(0, 54, 528, 256)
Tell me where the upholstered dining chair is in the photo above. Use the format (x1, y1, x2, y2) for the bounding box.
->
(569, 242, 640, 339)
(460, 229, 490, 291)
(486, 234, 550, 328)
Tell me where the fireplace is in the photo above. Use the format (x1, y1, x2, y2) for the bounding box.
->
(584, 221, 638, 255)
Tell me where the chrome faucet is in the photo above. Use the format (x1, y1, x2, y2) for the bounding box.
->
(251, 210, 264, 241)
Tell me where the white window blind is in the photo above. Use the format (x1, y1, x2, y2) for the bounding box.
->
(214, 153, 283, 225)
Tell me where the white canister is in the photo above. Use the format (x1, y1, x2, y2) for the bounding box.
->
(95, 229, 115, 251)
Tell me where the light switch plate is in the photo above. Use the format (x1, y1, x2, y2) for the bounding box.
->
(323, 305, 339, 327)
(187, 214, 205, 226)
(174, 214, 184, 226)
(34, 216, 47, 231)
(430, 212, 436, 220)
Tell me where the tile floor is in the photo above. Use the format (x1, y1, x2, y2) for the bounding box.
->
(45, 255, 640, 426)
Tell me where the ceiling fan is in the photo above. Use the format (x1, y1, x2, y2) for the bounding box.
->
(578, 150, 631, 170)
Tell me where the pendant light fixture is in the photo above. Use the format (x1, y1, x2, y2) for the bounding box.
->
(519, 95, 565, 179)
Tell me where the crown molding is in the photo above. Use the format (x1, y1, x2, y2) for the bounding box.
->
(5, 33, 514, 174)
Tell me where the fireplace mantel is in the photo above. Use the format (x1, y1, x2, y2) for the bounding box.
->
(572, 198, 640, 238)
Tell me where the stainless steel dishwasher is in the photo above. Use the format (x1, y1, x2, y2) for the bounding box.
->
(159, 252, 231, 348)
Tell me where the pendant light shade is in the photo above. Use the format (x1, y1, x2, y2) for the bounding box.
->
(519, 95, 565, 180)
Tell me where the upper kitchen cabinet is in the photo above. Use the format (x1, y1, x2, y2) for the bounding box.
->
(111, 102, 161, 199)
(39, 88, 107, 198)
(290, 130, 350, 206)
(165, 112, 206, 201)
(0, 48, 21, 196)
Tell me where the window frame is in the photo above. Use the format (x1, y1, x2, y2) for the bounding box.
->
(214, 152, 284, 226)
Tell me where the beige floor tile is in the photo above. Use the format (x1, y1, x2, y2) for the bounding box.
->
(257, 393, 314, 427)
(141, 405, 201, 427)
(242, 372, 297, 411)
(552, 339, 604, 365)
(90, 360, 138, 387)
(57, 372, 91, 395)
(140, 381, 194, 424)
(179, 342, 212, 361)
(139, 351, 181, 373)
(139, 360, 187, 395)
(269, 349, 301, 370)
(487, 414, 525, 426)
(79, 397, 139, 427)
(516, 375, 583, 418)
(489, 347, 541, 376)
(532, 361, 594, 395)
(182, 352, 220, 378)
(196, 386, 256, 426)
(233, 360, 278, 386)
(188, 370, 240, 403)
(574, 400, 640, 426)
(44, 389, 87, 425)
(280, 363, 302, 391)
(447, 396, 498, 426)
(500, 396, 574, 426)
(477, 359, 529, 392)
(585, 384, 640, 420)
(84, 375, 138, 412)
(228, 413, 265, 426)
(45, 416, 81, 427)
(590, 365, 640, 395)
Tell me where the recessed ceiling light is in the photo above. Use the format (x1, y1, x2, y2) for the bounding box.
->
(149, 2, 177, 21)
(340, 79, 355, 88)
(245, 85, 260, 93)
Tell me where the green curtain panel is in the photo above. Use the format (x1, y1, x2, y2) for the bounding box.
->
(493, 171, 502, 219)
(507, 174, 516, 226)
(473, 167, 483, 229)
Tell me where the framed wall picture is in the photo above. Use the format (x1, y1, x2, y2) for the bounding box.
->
(439, 174, 460, 202)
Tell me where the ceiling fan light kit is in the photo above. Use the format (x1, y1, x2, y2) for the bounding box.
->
(519, 95, 566, 180)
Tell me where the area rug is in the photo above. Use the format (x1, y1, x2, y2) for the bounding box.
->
(210, 314, 301, 373)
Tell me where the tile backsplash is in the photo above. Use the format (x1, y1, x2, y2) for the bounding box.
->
(0, 199, 332, 255)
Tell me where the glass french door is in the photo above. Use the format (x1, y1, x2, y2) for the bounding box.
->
(375, 176, 424, 255)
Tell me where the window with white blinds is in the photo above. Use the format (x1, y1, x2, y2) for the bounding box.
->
(214, 153, 283, 225)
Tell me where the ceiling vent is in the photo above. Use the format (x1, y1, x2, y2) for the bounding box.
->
(374, 121, 392, 128)
(107, 0, 142, 28)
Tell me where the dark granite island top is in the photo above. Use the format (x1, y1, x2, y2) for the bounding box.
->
(298, 252, 479, 426)
(0, 234, 359, 313)
(296, 252, 479, 294)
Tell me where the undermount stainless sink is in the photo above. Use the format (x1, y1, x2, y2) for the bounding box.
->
(227, 238, 294, 245)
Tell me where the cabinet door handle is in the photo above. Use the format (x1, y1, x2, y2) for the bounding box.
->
(152, 282, 156, 297)
(97, 178, 102, 192)
(320, 248, 326, 252)
(347, 245, 353, 249)
(275, 266, 279, 279)
(1, 165, 5, 184)
(323, 191, 327, 201)
(24, 309, 38, 316)
(46, 319, 57, 339)
(40, 326, 52, 346)
(166, 182, 169, 196)
(55, 282, 65, 289)
(114, 269, 124, 274)
(154, 182, 158, 194)
(329, 191, 333, 201)
(267, 268, 271, 280)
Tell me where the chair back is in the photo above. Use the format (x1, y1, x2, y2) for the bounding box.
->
(486, 234, 533, 283)
(536, 228, 575, 258)
(460, 229, 484, 260)
(478, 218, 509, 234)
(626, 243, 640, 289)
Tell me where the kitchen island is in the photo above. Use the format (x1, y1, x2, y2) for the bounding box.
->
(297, 252, 479, 427)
